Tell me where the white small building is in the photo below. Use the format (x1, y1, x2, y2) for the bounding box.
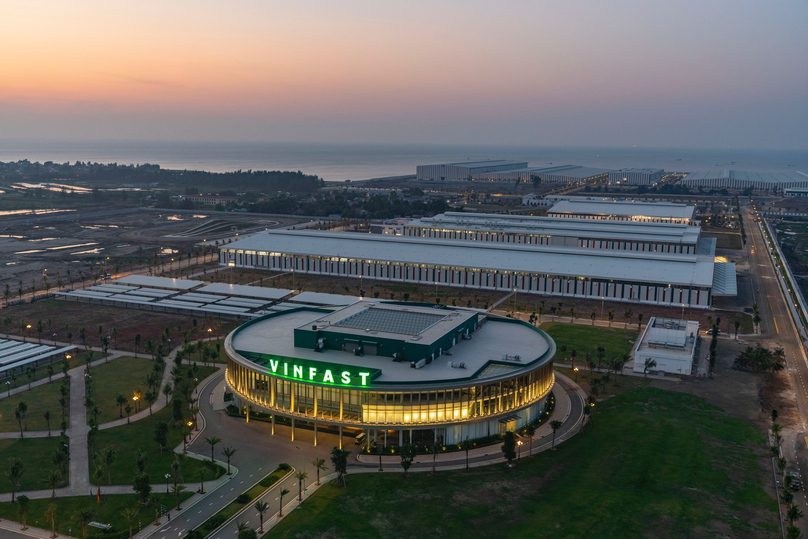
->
(609, 168, 664, 186)
(632, 317, 699, 376)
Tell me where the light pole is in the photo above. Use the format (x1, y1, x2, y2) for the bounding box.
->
(573, 366, 579, 383)
(517, 440, 523, 460)
(600, 297, 604, 320)
(165, 474, 171, 493)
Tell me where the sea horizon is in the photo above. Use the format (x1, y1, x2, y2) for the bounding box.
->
(1, 139, 807, 183)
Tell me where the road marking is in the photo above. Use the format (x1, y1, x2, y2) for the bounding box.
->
(774, 317, 780, 334)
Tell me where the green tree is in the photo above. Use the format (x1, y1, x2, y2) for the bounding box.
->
(6, 457, 24, 502)
(222, 447, 236, 474)
(278, 488, 290, 517)
(133, 473, 152, 506)
(525, 424, 536, 457)
(255, 501, 269, 533)
(172, 483, 187, 510)
(43, 469, 62, 503)
(115, 393, 127, 418)
(430, 442, 441, 474)
(460, 437, 473, 470)
(501, 431, 517, 466)
(205, 436, 222, 462)
(17, 494, 30, 530)
(155, 421, 169, 452)
(295, 470, 308, 501)
(643, 357, 657, 377)
(330, 447, 349, 487)
(72, 509, 95, 539)
(788, 504, 804, 525)
(100, 446, 117, 485)
(45, 503, 58, 539)
(399, 443, 417, 478)
(550, 420, 563, 449)
(311, 458, 327, 485)
(120, 507, 139, 539)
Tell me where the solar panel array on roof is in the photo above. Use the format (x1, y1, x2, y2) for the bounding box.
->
(334, 307, 446, 335)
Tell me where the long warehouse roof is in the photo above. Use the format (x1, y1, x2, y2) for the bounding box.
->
(548, 199, 695, 220)
(681, 170, 808, 184)
(223, 230, 716, 288)
(409, 213, 701, 244)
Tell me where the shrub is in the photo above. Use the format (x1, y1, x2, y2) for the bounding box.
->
(225, 404, 240, 415)
(184, 530, 204, 539)
(259, 476, 279, 487)
(203, 514, 227, 530)
(278, 463, 291, 471)
(235, 493, 252, 504)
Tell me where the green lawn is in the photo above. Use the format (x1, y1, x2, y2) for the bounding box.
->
(0, 378, 68, 433)
(93, 366, 222, 485)
(268, 388, 777, 539)
(0, 437, 66, 493)
(540, 322, 637, 362)
(0, 492, 189, 539)
(87, 356, 157, 424)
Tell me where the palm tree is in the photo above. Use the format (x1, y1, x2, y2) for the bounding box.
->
(44, 469, 62, 502)
(101, 446, 117, 485)
(786, 525, 802, 539)
(525, 424, 536, 457)
(163, 383, 173, 405)
(375, 442, 384, 471)
(144, 390, 156, 415)
(45, 503, 58, 539)
(222, 447, 236, 474)
(550, 420, 563, 449)
(115, 393, 127, 418)
(255, 501, 269, 533)
(460, 438, 473, 470)
(501, 431, 517, 467)
(6, 457, 24, 503)
(643, 358, 657, 377)
(236, 521, 249, 538)
(295, 470, 308, 501)
(607, 310, 614, 327)
(73, 509, 95, 539)
(278, 488, 290, 517)
(205, 436, 222, 462)
(428, 442, 441, 473)
(44, 410, 52, 437)
(172, 483, 187, 509)
(120, 508, 139, 539)
(94, 465, 104, 500)
(17, 494, 30, 530)
(311, 458, 327, 485)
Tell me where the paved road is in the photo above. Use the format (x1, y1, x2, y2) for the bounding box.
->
(141, 372, 337, 539)
(744, 202, 808, 534)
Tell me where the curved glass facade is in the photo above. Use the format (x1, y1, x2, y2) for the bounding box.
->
(226, 357, 554, 429)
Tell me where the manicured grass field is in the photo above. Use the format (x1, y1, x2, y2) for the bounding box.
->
(540, 322, 637, 362)
(0, 437, 66, 493)
(93, 366, 221, 485)
(0, 378, 67, 433)
(268, 388, 777, 539)
(94, 405, 223, 485)
(0, 492, 190, 538)
(87, 356, 157, 425)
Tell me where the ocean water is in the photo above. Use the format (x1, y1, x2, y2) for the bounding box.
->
(1, 140, 807, 183)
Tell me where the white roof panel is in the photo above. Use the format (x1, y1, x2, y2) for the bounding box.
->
(288, 292, 362, 306)
(196, 283, 293, 301)
(223, 230, 716, 288)
(548, 199, 695, 220)
(115, 275, 205, 290)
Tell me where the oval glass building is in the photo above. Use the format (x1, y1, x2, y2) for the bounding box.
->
(224, 301, 555, 447)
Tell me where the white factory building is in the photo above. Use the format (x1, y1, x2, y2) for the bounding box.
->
(608, 168, 665, 186)
(679, 170, 808, 191)
(415, 161, 610, 184)
(783, 188, 808, 198)
(416, 160, 528, 182)
(218, 229, 736, 309)
(632, 317, 699, 376)
(547, 199, 695, 224)
(403, 212, 711, 255)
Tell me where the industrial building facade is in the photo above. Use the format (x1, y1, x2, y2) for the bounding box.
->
(547, 199, 695, 224)
(679, 170, 808, 191)
(225, 302, 556, 446)
(416, 160, 528, 182)
(608, 168, 664, 186)
(402, 212, 706, 255)
(219, 230, 735, 308)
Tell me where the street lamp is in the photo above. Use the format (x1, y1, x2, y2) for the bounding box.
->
(517, 440, 523, 460)
(165, 473, 171, 493)
(573, 366, 579, 383)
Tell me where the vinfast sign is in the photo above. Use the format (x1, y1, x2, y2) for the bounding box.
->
(236, 350, 382, 387)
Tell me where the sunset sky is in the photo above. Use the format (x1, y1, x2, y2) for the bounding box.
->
(1, 0, 806, 147)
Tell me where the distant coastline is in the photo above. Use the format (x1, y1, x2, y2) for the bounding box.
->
(1, 140, 806, 183)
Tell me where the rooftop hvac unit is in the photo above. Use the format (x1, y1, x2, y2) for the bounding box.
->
(447, 361, 467, 369)
(502, 353, 521, 362)
(411, 358, 428, 369)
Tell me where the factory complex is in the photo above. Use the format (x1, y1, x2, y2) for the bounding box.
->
(415, 160, 610, 184)
(225, 301, 555, 447)
(680, 169, 808, 191)
(546, 199, 695, 224)
(403, 212, 708, 255)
